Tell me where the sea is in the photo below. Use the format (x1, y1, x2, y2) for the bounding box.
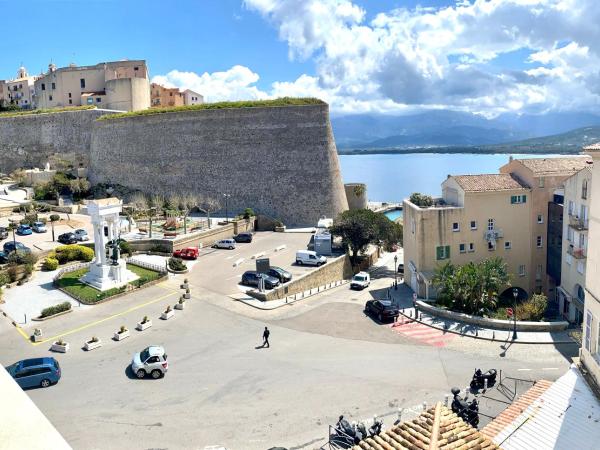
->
(338, 152, 574, 203)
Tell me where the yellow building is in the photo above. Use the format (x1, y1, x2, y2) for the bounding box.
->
(34, 60, 150, 111)
(0, 66, 37, 109)
(404, 174, 533, 300)
(151, 83, 204, 108)
(581, 143, 600, 390)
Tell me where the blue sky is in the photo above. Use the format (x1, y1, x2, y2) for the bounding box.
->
(1, 0, 599, 116)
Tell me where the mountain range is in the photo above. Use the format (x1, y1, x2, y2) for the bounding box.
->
(331, 110, 600, 153)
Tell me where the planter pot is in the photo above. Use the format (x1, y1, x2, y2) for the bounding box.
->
(113, 330, 130, 341)
(84, 339, 102, 351)
(180, 283, 189, 290)
(183, 293, 191, 299)
(161, 310, 174, 320)
(32, 334, 44, 343)
(51, 342, 69, 353)
(136, 320, 152, 331)
(175, 302, 185, 310)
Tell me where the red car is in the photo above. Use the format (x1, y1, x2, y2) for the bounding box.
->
(173, 247, 199, 260)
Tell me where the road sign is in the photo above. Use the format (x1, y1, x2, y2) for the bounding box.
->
(506, 307, 513, 317)
(256, 258, 270, 273)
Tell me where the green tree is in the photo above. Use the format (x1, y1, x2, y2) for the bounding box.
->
(409, 192, 434, 208)
(49, 214, 60, 242)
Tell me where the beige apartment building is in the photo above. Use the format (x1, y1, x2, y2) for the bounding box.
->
(404, 174, 533, 300)
(500, 156, 591, 297)
(34, 60, 150, 111)
(557, 166, 592, 324)
(580, 143, 600, 390)
(151, 83, 203, 107)
(0, 66, 37, 109)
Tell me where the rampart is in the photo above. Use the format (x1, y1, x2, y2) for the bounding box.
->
(90, 104, 348, 225)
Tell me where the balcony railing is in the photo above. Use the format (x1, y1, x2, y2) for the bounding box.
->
(569, 216, 588, 231)
(567, 246, 586, 259)
(483, 229, 503, 241)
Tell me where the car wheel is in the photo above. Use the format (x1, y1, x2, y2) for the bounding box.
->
(40, 379, 51, 388)
(151, 369, 162, 379)
(229, 246, 234, 250)
(136, 369, 146, 379)
(297, 260, 302, 265)
(378, 313, 383, 322)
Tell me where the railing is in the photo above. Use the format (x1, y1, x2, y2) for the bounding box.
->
(126, 257, 168, 274)
(569, 216, 588, 231)
(567, 246, 586, 259)
(53, 262, 92, 282)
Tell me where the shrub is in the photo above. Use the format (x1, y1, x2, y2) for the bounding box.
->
(7, 266, 18, 282)
(168, 257, 186, 271)
(49, 214, 60, 222)
(119, 240, 132, 256)
(149, 244, 170, 253)
(516, 294, 548, 321)
(0, 272, 10, 286)
(7, 250, 38, 267)
(43, 257, 59, 271)
(409, 192, 434, 208)
(20, 213, 40, 226)
(243, 208, 255, 219)
(40, 301, 71, 318)
(51, 245, 94, 264)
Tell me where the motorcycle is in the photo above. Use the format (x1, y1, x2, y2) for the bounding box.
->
(330, 415, 383, 447)
(470, 368, 497, 390)
(450, 387, 480, 428)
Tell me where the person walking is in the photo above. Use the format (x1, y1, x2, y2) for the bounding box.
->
(262, 326, 270, 348)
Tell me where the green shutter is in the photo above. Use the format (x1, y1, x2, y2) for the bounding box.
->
(436, 246, 443, 260)
(511, 196, 516, 204)
(445, 246, 450, 259)
(522, 195, 526, 203)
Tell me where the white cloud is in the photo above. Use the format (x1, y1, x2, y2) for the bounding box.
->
(155, 0, 600, 116)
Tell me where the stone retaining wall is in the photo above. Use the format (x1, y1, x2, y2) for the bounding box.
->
(415, 300, 569, 332)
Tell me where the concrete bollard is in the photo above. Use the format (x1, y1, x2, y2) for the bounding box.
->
(464, 388, 469, 400)
(475, 329, 478, 337)
(444, 394, 449, 407)
(493, 331, 495, 340)
(484, 378, 488, 390)
(422, 402, 427, 411)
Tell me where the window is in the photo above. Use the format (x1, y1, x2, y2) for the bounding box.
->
(80, 78, 86, 88)
(536, 264, 542, 280)
(134, 66, 139, 71)
(452, 222, 460, 232)
(41, 83, 45, 91)
(68, 99, 72, 105)
(436, 245, 450, 260)
(563, 298, 570, 314)
(49, 95, 52, 101)
(411, 219, 415, 234)
(577, 261, 585, 275)
(536, 236, 543, 248)
(468, 243, 475, 253)
(96, 98, 101, 103)
(537, 214, 544, 224)
(539, 177, 545, 188)
(579, 233, 586, 249)
(568, 200, 574, 215)
(459, 243, 466, 253)
(585, 311, 592, 351)
(567, 228, 574, 242)
(582, 180, 588, 199)
(51, 82, 55, 90)
(87, 97, 93, 104)
(504, 241, 511, 250)
(68, 92, 72, 98)
(510, 194, 527, 204)
(487, 218, 495, 231)
(470, 220, 477, 230)
(566, 253, 573, 265)
(518, 265, 526, 277)
(488, 241, 495, 251)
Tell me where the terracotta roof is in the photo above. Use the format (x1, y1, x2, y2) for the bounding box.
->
(351, 402, 499, 450)
(512, 156, 592, 176)
(451, 174, 528, 192)
(583, 142, 600, 151)
(481, 380, 553, 440)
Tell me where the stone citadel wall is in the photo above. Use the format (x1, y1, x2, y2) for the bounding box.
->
(0, 104, 348, 225)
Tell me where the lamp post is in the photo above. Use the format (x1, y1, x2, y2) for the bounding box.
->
(394, 254, 398, 290)
(512, 288, 519, 341)
(8, 219, 16, 253)
(223, 193, 231, 223)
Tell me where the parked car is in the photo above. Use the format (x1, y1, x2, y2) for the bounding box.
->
(73, 229, 89, 241)
(131, 346, 169, 379)
(32, 221, 47, 233)
(296, 250, 327, 266)
(3, 241, 30, 254)
(0, 251, 7, 264)
(0, 227, 7, 240)
(5, 357, 61, 389)
(16, 224, 32, 236)
(212, 239, 236, 250)
(398, 263, 404, 275)
(266, 266, 292, 283)
(241, 271, 280, 289)
(351, 271, 371, 290)
(173, 247, 199, 260)
(233, 232, 253, 243)
(58, 232, 77, 244)
(364, 299, 400, 323)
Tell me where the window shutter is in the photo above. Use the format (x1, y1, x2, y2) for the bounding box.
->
(436, 246, 443, 260)
(445, 246, 450, 259)
(510, 196, 516, 204)
(522, 195, 526, 203)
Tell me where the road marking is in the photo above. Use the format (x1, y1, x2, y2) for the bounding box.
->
(542, 367, 559, 370)
(517, 368, 532, 371)
(23, 288, 178, 346)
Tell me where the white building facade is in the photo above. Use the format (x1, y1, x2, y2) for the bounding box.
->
(0, 67, 37, 109)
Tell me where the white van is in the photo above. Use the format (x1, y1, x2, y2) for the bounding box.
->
(213, 239, 236, 250)
(317, 217, 333, 230)
(296, 250, 327, 266)
(350, 271, 370, 290)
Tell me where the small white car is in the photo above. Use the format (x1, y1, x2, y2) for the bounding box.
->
(131, 346, 169, 379)
(351, 271, 371, 290)
(32, 221, 47, 233)
(73, 229, 89, 241)
(296, 250, 327, 266)
(213, 239, 236, 250)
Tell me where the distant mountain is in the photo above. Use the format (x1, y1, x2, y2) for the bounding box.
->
(331, 110, 600, 150)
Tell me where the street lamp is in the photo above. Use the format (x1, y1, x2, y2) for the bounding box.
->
(512, 288, 519, 341)
(223, 193, 231, 223)
(394, 254, 398, 290)
(8, 219, 17, 252)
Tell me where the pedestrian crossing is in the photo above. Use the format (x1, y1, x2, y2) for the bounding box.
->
(389, 319, 456, 347)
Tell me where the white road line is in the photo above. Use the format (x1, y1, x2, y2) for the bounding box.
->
(542, 367, 559, 370)
(517, 368, 532, 371)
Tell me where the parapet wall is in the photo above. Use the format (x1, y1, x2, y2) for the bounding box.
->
(90, 104, 348, 225)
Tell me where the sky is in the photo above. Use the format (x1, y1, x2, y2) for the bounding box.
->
(1, 0, 600, 117)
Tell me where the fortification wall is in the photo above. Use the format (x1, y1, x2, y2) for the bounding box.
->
(90, 104, 348, 225)
(0, 109, 115, 173)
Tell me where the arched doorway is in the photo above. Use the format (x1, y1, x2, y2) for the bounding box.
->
(498, 287, 528, 307)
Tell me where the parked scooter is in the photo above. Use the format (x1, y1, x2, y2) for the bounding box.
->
(470, 368, 497, 390)
(450, 387, 480, 428)
(330, 415, 383, 447)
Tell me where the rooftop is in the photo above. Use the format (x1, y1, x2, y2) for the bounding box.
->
(451, 174, 529, 192)
(351, 402, 498, 450)
(583, 142, 600, 152)
(512, 156, 592, 176)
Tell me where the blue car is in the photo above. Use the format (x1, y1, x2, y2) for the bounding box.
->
(16, 225, 32, 236)
(0, 251, 7, 264)
(3, 241, 30, 254)
(6, 357, 61, 389)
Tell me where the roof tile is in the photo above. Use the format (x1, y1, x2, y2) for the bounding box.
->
(451, 174, 529, 192)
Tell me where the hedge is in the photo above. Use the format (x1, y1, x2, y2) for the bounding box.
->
(40, 301, 71, 318)
(48, 245, 94, 265)
(43, 257, 59, 271)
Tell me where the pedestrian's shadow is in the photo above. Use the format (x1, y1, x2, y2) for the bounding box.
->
(255, 344, 269, 350)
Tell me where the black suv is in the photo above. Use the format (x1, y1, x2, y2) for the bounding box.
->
(241, 271, 280, 289)
(58, 232, 77, 244)
(266, 266, 292, 283)
(364, 300, 400, 323)
(0, 227, 7, 240)
(234, 232, 253, 243)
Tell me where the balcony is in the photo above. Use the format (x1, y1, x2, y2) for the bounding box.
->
(568, 215, 588, 231)
(483, 229, 503, 242)
(567, 245, 586, 259)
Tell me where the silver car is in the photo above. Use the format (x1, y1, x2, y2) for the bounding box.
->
(74, 229, 89, 241)
(131, 346, 169, 379)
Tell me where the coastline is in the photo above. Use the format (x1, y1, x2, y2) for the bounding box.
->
(337, 146, 582, 156)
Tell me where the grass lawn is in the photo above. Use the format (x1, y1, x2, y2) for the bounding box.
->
(55, 264, 163, 304)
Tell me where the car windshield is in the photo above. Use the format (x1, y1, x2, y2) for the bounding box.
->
(354, 275, 366, 281)
(140, 348, 150, 362)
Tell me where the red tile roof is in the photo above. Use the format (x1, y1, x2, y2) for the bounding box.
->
(451, 174, 529, 192)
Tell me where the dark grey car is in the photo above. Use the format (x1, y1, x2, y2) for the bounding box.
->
(241, 271, 280, 289)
